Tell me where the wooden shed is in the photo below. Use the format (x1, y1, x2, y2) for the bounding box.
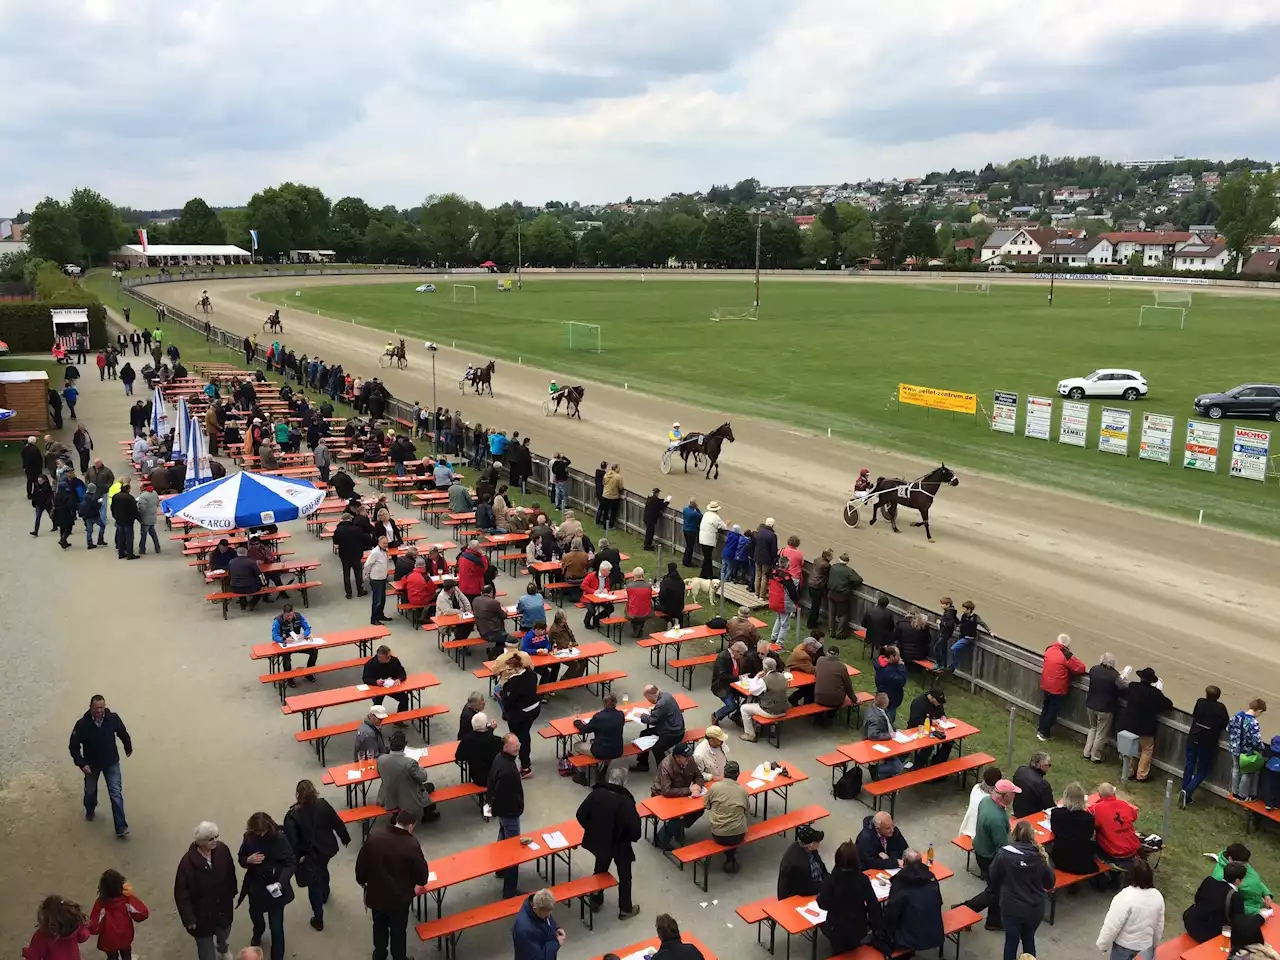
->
(0, 370, 50, 433)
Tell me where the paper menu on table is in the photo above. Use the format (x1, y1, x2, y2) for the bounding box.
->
(356, 684, 370, 691)
(554, 647, 581, 658)
(872, 744, 892, 754)
(283, 636, 321, 648)
(633, 735, 659, 751)
(795, 900, 827, 924)
(625, 708, 650, 723)
(542, 831, 569, 850)
(752, 763, 780, 782)
(746, 778, 765, 789)
(1038, 819, 1051, 831)
(871, 875, 892, 899)
(404, 747, 427, 762)
(346, 770, 362, 780)
(892, 731, 912, 743)
(621, 949, 656, 960)
(934, 719, 955, 729)
(427, 871, 437, 882)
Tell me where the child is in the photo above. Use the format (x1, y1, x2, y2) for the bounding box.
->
(934, 597, 958, 670)
(947, 600, 988, 672)
(88, 869, 149, 960)
(22, 895, 89, 960)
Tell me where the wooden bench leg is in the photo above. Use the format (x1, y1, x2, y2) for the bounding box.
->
(221, 599, 229, 620)
(298, 586, 310, 608)
(693, 856, 710, 892)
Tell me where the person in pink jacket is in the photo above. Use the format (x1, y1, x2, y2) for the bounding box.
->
(22, 895, 90, 960)
(1038, 633, 1086, 741)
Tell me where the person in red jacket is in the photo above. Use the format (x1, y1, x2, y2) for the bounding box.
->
(455, 539, 489, 601)
(1088, 782, 1141, 864)
(1038, 633, 1086, 741)
(88, 869, 149, 959)
(403, 558, 439, 627)
(625, 567, 654, 637)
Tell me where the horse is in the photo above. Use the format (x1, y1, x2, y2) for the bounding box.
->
(680, 422, 735, 479)
(551, 385, 585, 419)
(472, 360, 496, 396)
(866, 463, 959, 541)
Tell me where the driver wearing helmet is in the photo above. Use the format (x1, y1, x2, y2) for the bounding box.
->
(853, 467, 873, 494)
(384, 341, 394, 356)
(463, 363, 474, 382)
(549, 379, 560, 397)
(667, 422, 683, 450)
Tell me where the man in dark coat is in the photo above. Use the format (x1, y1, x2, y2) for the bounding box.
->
(174, 821, 238, 958)
(333, 514, 371, 599)
(355, 810, 429, 960)
(1011, 752, 1055, 817)
(642, 488, 666, 550)
(1118, 667, 1173, 782)
(575, 767, 643, 920)
(21, 436, 42, 499)
(753, 519, 778, 598)
(861, 594, 896, 655)
(883, 849, 945, 953)
(69, 694, 133, 836)
(777, 825, 828, 899)
(572, 693, 626, 763)
(110, 478, 140, 559)
(488, 734, 526, 897)
(855, 812, 909, 870)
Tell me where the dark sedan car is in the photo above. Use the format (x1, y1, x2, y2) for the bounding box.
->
(1193, 384, 1280, 421)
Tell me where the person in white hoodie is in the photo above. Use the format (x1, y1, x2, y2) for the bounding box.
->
(959, 766, 1002, 838)
(1095, 859, 1164, 960)
(698, 501, 726, 578)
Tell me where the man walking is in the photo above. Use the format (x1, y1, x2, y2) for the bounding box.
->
(333, 511, 370, 600)
(488, 734, 525, 898)
(68, 694, 132, 838)
(355, 809, 429, 960)
(110, 477, 140, 560)
(21, 435, 42, 499)
(575, 767, 642, 919)
(363, 534, 394, 624)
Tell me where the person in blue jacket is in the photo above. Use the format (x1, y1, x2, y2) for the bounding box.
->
(271, 604, 314, 684)
(512, 889, 563, 960)
(721, 524, 742, 583)
(735, 528, 754, 587)
(488, 429, 508, 464)
(521, 621, 556, 684)
(681, 498, 702, 568)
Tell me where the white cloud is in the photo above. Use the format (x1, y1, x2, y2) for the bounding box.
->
(2, 0, 1279, 213)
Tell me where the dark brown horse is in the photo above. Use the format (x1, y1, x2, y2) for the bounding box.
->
(551, 385, 585, 419)
(471, 360, 496, 396)
(867, 463, 959, 541)
(681, 422, 735, 479)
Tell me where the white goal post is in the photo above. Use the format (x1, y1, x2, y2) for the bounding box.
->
(451, 284, 477, 304)
(913, 281, 990, 294)
(710, 305, 758, 321)
(1138, 304, 1187, 329)
(1154, 289, 1192, 307)
(562, 321, 602, 352)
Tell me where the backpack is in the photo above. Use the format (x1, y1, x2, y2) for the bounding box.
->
(833, 766, 863, 800)
(557, 756, 573, 778)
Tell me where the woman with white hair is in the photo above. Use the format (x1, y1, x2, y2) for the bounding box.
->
(174, 820, 238, 960)
(581, 560, 614, 630)
(739, 658, 790, 742)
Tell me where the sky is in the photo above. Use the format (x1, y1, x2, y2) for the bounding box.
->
(3, 0, 1280, 214)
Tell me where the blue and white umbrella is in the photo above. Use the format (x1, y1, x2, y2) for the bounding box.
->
(184, 416, 213, 491)
(172, 397, 190, 461)
(151, 385, 170, 438)
(0, 408, 14, 421)
(161, 470, 323, 530)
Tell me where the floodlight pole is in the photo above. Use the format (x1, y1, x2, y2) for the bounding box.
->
(517, 223, 523, 291)
(753, 216, 762, 315)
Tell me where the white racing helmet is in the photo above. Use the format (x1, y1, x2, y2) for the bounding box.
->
(672, 421, 680, 428)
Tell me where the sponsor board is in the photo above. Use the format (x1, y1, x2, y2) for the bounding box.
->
(991, 391, 1017, 434)
(1183, 420, 1221, 472)
(897, 383, 977, 415)
(1024, 396, 1053, 440)
(1098, 407, 1131, 455)
(1058, 401, 1088, 447)
(1138, 412, 1174, 463)
(1230, 427, 1270, 482)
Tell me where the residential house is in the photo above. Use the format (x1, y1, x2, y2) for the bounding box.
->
(1201, 172, 1221, 187)
(979, 227, 1066, 263)
(1189, 224, 1217, 237)
(1170, 240, 1232, 272)
(1242, 251, 1280, 274)
(1100, 231, 1202, 266)
(1038, 235, 1114, 266)
(792, 215, 816, 231)
(1168, 174, 1196, 196)
(1052, 186, 1094, 204)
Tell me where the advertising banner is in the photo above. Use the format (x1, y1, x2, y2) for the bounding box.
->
(897, 383, 977, 415)
(1098, 407, 1131, 455)
(1058, 401, 1088, 447)
(1024, 395, 1053, 440)
(1230, 427, 1270, 482)
(1138, 412, 1174, 463)
(1183, 420, 1221, 472)
(991, 391, 1017, 434)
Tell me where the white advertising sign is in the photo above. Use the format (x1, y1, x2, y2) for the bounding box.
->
(1138, 412, 1174, 463)
(1098, 407, 1131, 456)
(1183, 420, 1221, 473)
(1058, 401, 1088, 447)
(991, 391, 1017, 434)
(1230, 426, 1270, 482)
(1024, 396, 1053, 440)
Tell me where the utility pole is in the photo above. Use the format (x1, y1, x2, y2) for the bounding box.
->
(517, 222, 523, 291)
(753, 215, 762, 316)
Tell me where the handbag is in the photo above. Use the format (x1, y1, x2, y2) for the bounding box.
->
(1239, 751, 1265, 774)
(294, 856, 315, 888)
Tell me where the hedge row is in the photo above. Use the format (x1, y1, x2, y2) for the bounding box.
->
(0, 302, 108, 352)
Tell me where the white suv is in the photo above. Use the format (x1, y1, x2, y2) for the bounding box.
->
(1057, 369, 1148, 401)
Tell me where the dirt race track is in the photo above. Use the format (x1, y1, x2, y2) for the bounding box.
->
(152, 274, 1280, 715)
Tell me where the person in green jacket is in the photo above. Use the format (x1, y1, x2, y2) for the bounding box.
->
(1213, 843, 1273, 914)
(960, 778, 1018, 930)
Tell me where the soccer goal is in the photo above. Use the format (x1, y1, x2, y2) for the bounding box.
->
(562, 321, 602, 352)
(710, 305, 758, 321)
(1154, 289, 1192, 307)
(1138, 304, 1187, 329)
(957, 281, 991, 295)
(451, 284, 477, 304)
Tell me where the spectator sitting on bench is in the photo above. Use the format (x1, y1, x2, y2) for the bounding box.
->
(1049, 782, 1098, 877)
(905, 688, 951, 767)
(631, 684, 687, 773)
(814, 644, 854, 726)
(555, 510, 584, 549)
(516, 582, 546, 633)
(651, 742, 706, 850)
(693, 726, 730, 780)
(863, 692, 904, 780)
(363, 646, 409, 721)
(739, 658, 788, 744)
(402, 559, 438, 627)
(1089, 782, 1141, 868)
(457, 711, 503, 798)
(271, 604, 314, 686)
(815, 838, 880, 954)
(726, 606, 761, 650)
(855, 811, 909, 870)
(520, 622, 555, 685)
(786, 632, 824, 706)
(549, 610, 587, 682)
(656, 563, 686, 629)
(247, 535, 288, 602)
(625, 567, 654, 637)
(228, 546, 266, 611)
(208, 538, 237, 574)
(1212, 843, 1273, 916)
(436, 578, 472, 638)
(1011, 752, 1055, 818)
(581, 562, 613, 631)
(960, 767, 1002, 839)
(1183, 860, 1247, 943)
(572, 692, 625, 765)
(354, 706, 390, 763)
(778, 824, 828, 899)
(392, 545, 420, 582)
(873, 645, 907, 725)
(330, 468, 356, 501)
(377, 730, 439, 823)
(705, 760, 750, 874)
(884, 849, 945, 956)
(561, 539, 591, 596)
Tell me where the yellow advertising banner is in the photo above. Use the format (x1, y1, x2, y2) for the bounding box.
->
(897, 383, 978, 415)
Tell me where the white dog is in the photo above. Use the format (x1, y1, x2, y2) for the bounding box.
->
(684, 577, 721, 604)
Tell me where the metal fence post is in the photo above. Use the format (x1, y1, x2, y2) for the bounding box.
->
(1006, 707, 1017, 771)
(1162, 779, 1173, 842)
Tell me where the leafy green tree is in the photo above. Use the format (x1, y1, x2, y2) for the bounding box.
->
(802, 221, 836, 267)
(246, 183, 331, 259)
(523, 213, 574, 266)
(69, 188, 125, 265)
(218, 209, 251, 252)
(902, 214, 938, 259)
(1217, 171, 1279, 270)
(26, 197, 84, 265)
(761, 219, 803, 268)
(170, 197, 227, 245)
(698, 216, 728, 267)
(723, 206, 753, 268)
(420, 194, 486, 264)
(875, 196, 907, 266)
(731, 178, 761, 204)
(836, 204, 875, 263)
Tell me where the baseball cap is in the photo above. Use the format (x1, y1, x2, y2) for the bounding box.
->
(370, 705, 389, 720)
(795, 825, 824, 844)
(672, 742, 695, 758)
(995, 778, 1021, 794)
(704, 726, 727, 743)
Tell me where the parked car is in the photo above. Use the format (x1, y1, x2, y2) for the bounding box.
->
(1193, 384, 1280, 421)
(62, 263, 82, 276)
(415, 283, 436, 293)
(987, 264, 1012, 273)
(1057, 369, 1148, 401)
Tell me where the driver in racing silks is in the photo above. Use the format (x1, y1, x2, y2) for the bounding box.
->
(667, 422, 684, 451)
(384, 341, 395, 357)
(549, 379, 563, 399)
(462, 363, 475, 384)
(853, 467, 873, 494)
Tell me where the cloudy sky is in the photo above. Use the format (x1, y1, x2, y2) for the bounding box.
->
(3, 0, 1279, 213)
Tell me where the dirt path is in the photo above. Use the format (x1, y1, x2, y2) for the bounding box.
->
(151, 275, 1280, 713)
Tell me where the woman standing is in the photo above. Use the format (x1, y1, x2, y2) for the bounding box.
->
(173, 821, 238, 960)
(989, 821, 1055, 960)
(1095, 860, 1164, 960)
(236, 812, 296, 960)
(500, 657, 541, 777)
(283, 780, 351, 932)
